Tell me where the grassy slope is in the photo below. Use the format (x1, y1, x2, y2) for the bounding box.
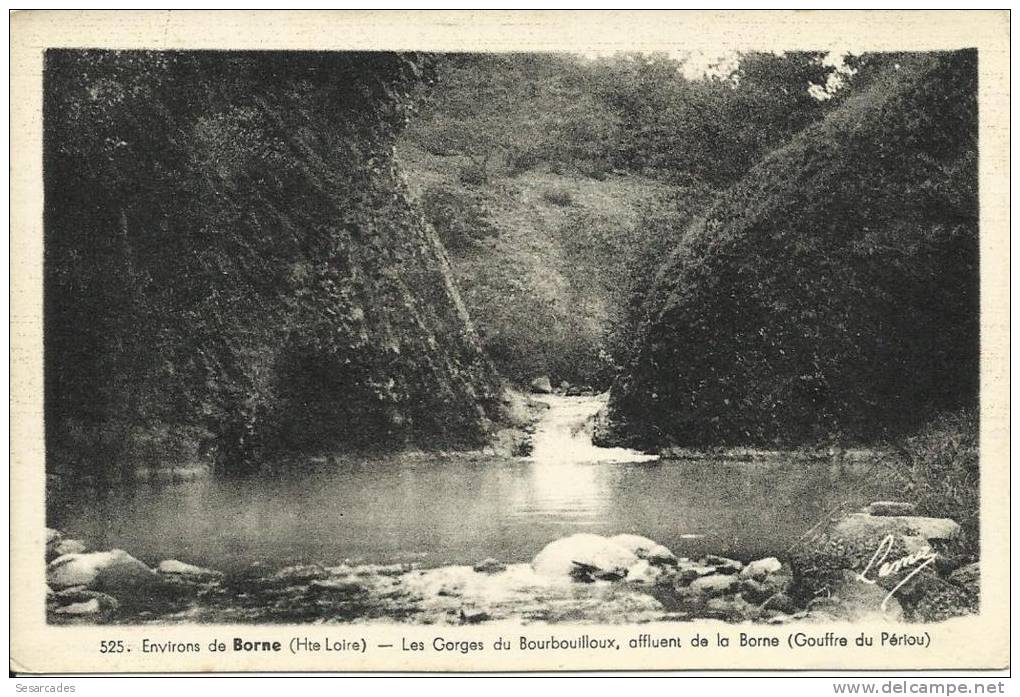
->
(399, 143, 675, 387)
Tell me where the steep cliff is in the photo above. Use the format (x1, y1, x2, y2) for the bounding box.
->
(603, 50, 978, 448)
(44, 51, 500, 476)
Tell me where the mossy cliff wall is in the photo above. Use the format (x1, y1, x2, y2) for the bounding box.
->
(44, 51, 500, 476)
(604, 51, 978, 448)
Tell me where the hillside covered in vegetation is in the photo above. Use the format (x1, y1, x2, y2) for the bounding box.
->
(399, 51, 839, 388)
(44, 51, 501, 479)
(601, 50, 978, 448)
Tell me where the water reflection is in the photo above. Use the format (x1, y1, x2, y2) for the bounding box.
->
(518, 395, 655, 521)
(49, 396, 896, 572)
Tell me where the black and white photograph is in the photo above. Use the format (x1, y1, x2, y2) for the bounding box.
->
(10, 9, 1010, 676)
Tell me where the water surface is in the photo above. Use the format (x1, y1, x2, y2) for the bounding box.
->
(51, 395, 892, 572)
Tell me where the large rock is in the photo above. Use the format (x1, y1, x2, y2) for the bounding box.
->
(608, 534, 677, 566)
(529, 376, 553, 394)
(589, 402, 634, 449)
(703, 554, 743, 575)
(47, 550, 158, 591)
(53, 588, 120, 613)
(53, 598, 102, 616)
(688, 573, 739, 597)
(740, 557, 783, 581)
(157, 559, 223, 582)
(673, 561, 718, 585)
(532, 534, 638, 581)
(832, 512, 961, 543)
(46, 538, 87, 562)
(269, 564, 329, 584)
(625, 559, 663, 585)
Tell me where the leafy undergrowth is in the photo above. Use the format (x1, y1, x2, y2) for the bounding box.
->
(888, 409, 979, 560)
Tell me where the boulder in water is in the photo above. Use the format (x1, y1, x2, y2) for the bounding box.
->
(532, 533, 638, 581)
(53, 598, 102, 616)
(157, 559, 223, 582)
(739, 557, 783, 581)
(625, 559, 662, 584)
(608, 534, 677, 566)
(270, 564, 329, 584)
(688, 573, 739, 597)
(673, 561, 718, 585)
(46, 538, 87, 562)
(472, 558, 507, 575)
(53, 588, 120, 613)
(459, 607, 491, 624)
(529, 376, 553, 394)
(47, 550, 158, 591)
(703, 554, 743, 575)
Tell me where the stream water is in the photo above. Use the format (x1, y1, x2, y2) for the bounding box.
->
(50, 395, 891, 577)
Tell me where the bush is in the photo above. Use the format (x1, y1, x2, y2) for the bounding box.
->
(458, 161, 488, 185)
(891, 409, 979, 559)
(541, 187, 575, 207)
(420, 184, 498, 251)
(506, 148, 543, 177)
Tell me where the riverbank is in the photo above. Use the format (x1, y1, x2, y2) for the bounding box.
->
(45, 498, 979, 625)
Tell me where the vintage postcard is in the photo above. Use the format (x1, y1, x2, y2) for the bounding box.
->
(9, 9, 1010, 674)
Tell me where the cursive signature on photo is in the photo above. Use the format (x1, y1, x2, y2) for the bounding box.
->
(856, 534, 937, 611)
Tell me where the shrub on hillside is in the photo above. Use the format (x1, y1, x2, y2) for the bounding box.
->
(541, 186, 575, 207)
(891, 409, 979, 559)
(606, 51, 979, 448)
(421, 183, 498, 251)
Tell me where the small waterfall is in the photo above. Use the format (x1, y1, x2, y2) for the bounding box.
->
(529, 395, 659, 466)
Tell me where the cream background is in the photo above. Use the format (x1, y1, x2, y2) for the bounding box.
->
(9, 10, 1010, 674)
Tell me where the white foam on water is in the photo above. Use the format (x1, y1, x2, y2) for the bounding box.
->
(528, 394, 659, 466)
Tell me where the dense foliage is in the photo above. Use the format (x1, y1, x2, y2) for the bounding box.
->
(45, 50, 500, 479)
(892, 409, 980, 558)
(606, 50, 979, 447)
(401, 51, 838, 387)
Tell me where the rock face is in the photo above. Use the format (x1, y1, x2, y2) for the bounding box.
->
(47, 550, 158, 591)
(44, 51, 500, 478)
(602, 51, 978, 448)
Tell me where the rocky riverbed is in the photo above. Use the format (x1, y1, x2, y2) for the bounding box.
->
(45, 499, 979, 625)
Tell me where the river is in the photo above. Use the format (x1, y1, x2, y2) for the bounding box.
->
(50, 395, 891, 576)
